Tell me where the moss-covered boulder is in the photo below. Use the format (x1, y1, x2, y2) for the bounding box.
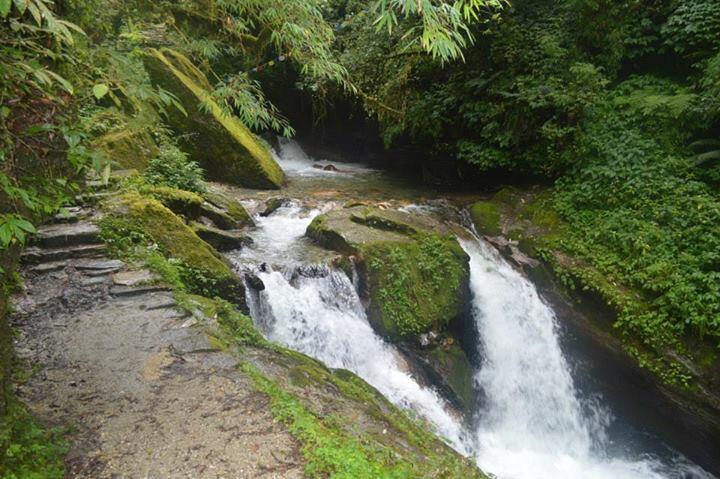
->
(191, 221, 251, 251)
(102, 193, 244, 305)
(145, 48, 284, 189)
(92, 128, 159, 171)
(142, 185, 204, 218)
(469, 201, 501, 236)
(307, 206, 470, 340)
(202, 191, 254, 229)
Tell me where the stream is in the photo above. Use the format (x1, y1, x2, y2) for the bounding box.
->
(226, 139, 715, 479)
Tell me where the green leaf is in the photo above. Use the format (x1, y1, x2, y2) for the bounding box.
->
(92, 83, 110, 99)
(13, 0, 27, 15)
(0, 0, 11, 18)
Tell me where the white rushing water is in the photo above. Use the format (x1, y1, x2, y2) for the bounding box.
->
(271, 137, 373, 177)
(229, 171, 714, 478)
(235, 205, 467, 452)
(460, 237, 712, 479)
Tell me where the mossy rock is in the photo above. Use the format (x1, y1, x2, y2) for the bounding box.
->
(428, 343, 475, 413)
(145, 48, 285, 189)
(191, 221, 251, 251)
(92, 128, 159, 171)
(203, 191, 254, 228)
(307, 207, 470, 340)
(103, 193, 244, 304)
(469, 201, 502, 236)
(142, 185, 204, 218)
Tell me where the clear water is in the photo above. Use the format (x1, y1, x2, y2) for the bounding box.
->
(226, 139, 715, 479)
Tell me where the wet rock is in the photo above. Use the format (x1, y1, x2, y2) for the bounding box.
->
(199, 201, 248, 230)
(33, 221, 101, 248)
(191, 222, 251, 251)
(143, 294, 178, 311)
(110, 284, 171, 298)
(51, 206, 90, 224)
(203, 191, 254, 228)
(244, 272, 265, 291)
(30, 261, 68, 274)
(261, 197, 290, 217)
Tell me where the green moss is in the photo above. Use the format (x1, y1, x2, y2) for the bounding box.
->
(492, 186, 522, 206)
(429, 344, 474, 411)
(203, 191, 254, 228)
(92, 128, 159, 171)
(468, 201, 502, 236)
(145, 48, 285, 189)
(241, 363, 486, 479)
(365, 234, 468, 338)
(99, 193, 244, 303)
(179, 294, 265, 347)
(141, 185, 204, 218)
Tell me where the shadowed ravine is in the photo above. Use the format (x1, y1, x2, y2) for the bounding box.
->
(227, 140, 715, 479)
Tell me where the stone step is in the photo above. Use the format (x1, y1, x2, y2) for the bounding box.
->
(50, 206, 92, 224)
(73, 259, 125, 271)
(109, 284, 171, 298)
(22, 244, 107, 264)
(33, 221, 101, 248)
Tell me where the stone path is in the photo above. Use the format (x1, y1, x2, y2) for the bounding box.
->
(11, 214, 303, 478)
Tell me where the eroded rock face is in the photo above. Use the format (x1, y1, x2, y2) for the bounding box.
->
(145, 48, 285, 189)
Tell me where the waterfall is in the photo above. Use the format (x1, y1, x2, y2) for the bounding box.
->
(230, 205, 469, 452)
(460, 237, 711, 479)
(230, 201, 713, 479)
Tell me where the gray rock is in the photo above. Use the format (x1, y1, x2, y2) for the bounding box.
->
(74, 259, 125, 271)
(34, 221, 101, 248)
(113, 270, 158, 287)
(22, 244, 107, 264)
(109, 284, 171, 298)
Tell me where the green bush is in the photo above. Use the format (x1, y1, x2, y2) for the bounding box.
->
(143, 138, 206, 193)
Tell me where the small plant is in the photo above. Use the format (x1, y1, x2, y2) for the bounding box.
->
(143, 138, 206, 193)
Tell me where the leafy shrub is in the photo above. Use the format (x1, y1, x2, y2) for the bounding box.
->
(143, 138, 206, 193)
(553, 78, 720, 353)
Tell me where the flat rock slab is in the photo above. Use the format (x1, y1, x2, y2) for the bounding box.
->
(74, 259, 124, 271)
(35, 221, 101, 248)
(21, 244, 107, 264)
(112, 269, 157, 287)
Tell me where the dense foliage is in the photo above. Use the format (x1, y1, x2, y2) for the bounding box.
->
(329, 0, 720, 382)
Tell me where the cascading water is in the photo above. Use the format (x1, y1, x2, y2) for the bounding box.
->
(461, 237, 712, 479)
(230, 205, 468, 452)
(228, 139, 715, 479)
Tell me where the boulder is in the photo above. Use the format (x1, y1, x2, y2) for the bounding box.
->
(103, 193, 245, 305)
(191, 222, 251, 251)
(202, 191, 254, 229)
(306, 206, 470, 341)
(145, 48, 285, 189)
(468, 201, 502, 236)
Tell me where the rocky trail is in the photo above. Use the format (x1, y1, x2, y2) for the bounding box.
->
(10, 211, 304, 478)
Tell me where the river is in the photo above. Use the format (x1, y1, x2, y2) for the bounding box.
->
(223, 138, 715, 479)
